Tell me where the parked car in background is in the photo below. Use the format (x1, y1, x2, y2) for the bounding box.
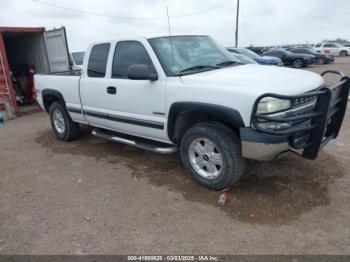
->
(70, 52, 85, 70)
(246, 46, 268, 55)
(263, 49, 315, 68)
(34, 35, 349, 191)
(313, 43, 350, 57)
(227, 47, 283, 66)
(283, 45, 313, 51)
(229, 52, 258, 64)
(290, 48, 334, 65)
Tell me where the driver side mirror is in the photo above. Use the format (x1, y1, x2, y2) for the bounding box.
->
(127, 64, 158, 81)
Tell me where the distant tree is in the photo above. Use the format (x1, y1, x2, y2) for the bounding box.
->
(322, 38, 350, 45)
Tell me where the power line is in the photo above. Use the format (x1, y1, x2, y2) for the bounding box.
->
(32, 0, 230, 20)
(171, 0, 230, 18)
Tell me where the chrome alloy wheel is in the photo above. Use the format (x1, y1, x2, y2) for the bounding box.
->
(188, 138, 223, 179)
(53, 109, 65, 134)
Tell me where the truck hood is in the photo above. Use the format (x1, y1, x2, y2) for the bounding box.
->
(180, 64, 324, 96)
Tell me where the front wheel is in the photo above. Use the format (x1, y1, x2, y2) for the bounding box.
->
(180, 122, 246, 191)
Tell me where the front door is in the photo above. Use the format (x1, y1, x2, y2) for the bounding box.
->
(80, 40, 167, 142)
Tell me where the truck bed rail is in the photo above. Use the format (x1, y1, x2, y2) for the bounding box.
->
(36, 70, 81, 76)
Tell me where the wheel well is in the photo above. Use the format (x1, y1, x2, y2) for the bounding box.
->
(42, 89, 66, 113)
(168, 103, 244, 144)
(171, 111, 240, 144)
(43, 94, 58, 112)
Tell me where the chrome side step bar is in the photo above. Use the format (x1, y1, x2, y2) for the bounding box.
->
(92, 128, 178, 154)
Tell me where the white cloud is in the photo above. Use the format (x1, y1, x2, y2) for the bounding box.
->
(0, 0, 349, 51)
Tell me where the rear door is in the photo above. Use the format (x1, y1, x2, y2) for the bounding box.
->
(44, 27, 71, 72)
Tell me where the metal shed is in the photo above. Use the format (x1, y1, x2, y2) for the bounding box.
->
(0, 26, 70, 117)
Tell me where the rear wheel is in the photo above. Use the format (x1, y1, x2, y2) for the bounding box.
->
(293, 59, 304, 68)
(49, 101, 80, 141)
(180, 122, 246, 191)
(340, 51, 347, 57)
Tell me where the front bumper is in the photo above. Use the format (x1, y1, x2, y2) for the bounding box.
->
(241, 70, 350, 161)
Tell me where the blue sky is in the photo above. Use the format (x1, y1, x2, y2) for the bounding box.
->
(1, 0, 349, 51)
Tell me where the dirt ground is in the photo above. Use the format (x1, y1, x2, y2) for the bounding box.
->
(0, 58, 350, 255)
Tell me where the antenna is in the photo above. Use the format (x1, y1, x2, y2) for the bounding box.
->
(166, 5, 175, 72)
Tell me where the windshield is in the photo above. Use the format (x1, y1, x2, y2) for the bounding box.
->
(71, 52, 85, 65)
(148, 36, 240, 76)
(235, 48, 260, 59)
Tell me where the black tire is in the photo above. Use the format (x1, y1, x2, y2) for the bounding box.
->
(49, 101, 80, 141)
(180, 122, 246, 191)
(340, 51, 347, 57)
(293, 59, 304, 68)
(316, 57, 325, 65)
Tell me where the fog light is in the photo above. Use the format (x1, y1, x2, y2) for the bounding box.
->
(258, 122, 291, 130)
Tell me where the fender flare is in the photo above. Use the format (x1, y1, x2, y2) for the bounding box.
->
(42, 89, 66, 113)
(167, 102, 245, 141)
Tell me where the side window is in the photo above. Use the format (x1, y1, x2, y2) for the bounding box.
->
(324, 43, 336, 48)
(87, 43, 110, 78)
(112, 41, 154, 79)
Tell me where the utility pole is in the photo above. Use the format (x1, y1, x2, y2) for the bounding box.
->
(235, 0, 240, 47)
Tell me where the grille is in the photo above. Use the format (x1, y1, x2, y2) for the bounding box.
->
(292, 96, 317, 107)
(296, 108, 314, 116)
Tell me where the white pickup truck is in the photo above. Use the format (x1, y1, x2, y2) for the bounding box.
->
(35, 35, 350, 190)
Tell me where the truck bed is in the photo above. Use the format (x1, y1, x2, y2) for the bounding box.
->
(34, 72, 82, 116)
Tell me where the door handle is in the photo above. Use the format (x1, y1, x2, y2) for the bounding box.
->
(107, 86, 117, 95)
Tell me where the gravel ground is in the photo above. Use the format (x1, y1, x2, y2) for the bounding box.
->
(0, 58, 350, 255)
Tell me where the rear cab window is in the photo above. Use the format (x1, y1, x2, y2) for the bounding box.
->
(87, 43, 111, 78)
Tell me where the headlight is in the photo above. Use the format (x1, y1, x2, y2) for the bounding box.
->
(257, 98, 291, 114)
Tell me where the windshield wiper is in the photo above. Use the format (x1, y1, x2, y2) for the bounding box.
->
(216, 61, 240, 67)
(179, 65, 218, 75)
